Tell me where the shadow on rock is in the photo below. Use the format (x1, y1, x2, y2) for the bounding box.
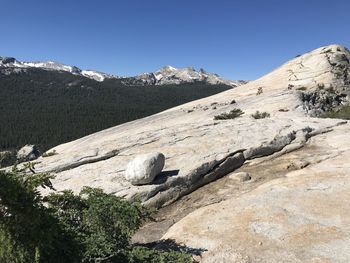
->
(134, 238, 207, 256)
(153, 170, 180, 184)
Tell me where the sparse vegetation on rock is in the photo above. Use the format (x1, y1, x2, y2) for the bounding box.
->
(214, 109, 244, 120)
(321, 105, 350, 120)
(296, 86, 307, 91)
(317, 83, 325, 89)
(256, 87, 263, 95)
(42, 150, 58, 158)
(300, 84, 349, 116)
(251, 111, 271, 119)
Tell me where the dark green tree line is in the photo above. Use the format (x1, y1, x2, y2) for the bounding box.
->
(0, 69, 231, 153)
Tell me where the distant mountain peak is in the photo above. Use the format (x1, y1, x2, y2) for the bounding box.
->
(0, 57, 118, 82)
(123, 66, 245, 87)
(161, 65, 177, 71)
(0, 57, 18, 64)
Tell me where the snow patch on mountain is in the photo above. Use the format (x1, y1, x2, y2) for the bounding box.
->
(0, 56, 244, 86)
(0, 57, 118, 82)
(124, 66, 245, 87)
(81, 70, 116, 82)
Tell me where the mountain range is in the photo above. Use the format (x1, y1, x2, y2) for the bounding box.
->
(0, 56, 240, 157)
(0, 56, 244, 86)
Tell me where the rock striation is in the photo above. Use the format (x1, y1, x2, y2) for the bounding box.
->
(163, 123, 350, 262)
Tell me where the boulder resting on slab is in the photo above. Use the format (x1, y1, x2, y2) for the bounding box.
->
(125, 152, 165, 185)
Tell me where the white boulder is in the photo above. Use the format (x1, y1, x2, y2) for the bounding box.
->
(17, 144, 40, 161)
(125, 152, 165, 185)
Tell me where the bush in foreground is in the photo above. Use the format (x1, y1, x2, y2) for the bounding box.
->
(0, 164, 193, 263)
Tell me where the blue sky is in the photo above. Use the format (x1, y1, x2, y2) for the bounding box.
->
(1, 0, 349, 80)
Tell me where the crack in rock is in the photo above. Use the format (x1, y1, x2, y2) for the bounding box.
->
(51, 149, 120, 173)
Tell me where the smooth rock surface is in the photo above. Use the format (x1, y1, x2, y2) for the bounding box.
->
(228, 172, 251, 182)
(28, 44, 350, 210)
(125, 152, 165, 185)
(163, 123, 350, 262)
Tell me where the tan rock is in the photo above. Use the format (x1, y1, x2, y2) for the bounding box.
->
(163, 123, 350, 262)
(28, 44, 349, 211)
(227, 172, 251, 182)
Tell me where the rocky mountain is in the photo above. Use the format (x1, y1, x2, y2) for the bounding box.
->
(0, 56, 117, 82)
(122, 65, 245, 87)
(13, 44, 350, 262)
(0, 56, 242, 86)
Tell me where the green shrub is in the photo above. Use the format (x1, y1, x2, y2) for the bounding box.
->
(0, 150, 17, 168)
(0, 163, 80, 263)
(325, 85, 335, 93)
(0, 164, 194, 263)
(296, 86, 307, 91)
(130, 246, 193, 263)
(251, 111, 270, 119)
(214, 109, 244, 120)
(321, 106, 350, 120)
(317, 83, 325, 90)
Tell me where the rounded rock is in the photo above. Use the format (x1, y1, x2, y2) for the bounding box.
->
(17, 144, 40, 161)
(125, 152, 165, 185)
(228, 172, 251, 182)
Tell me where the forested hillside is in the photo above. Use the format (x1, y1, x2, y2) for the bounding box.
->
(0, 68, 231, 153)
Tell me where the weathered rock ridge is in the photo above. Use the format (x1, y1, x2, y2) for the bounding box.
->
(163, 122, 350, 262)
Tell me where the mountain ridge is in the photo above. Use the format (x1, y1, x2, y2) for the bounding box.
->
(0, 56, 243, 86)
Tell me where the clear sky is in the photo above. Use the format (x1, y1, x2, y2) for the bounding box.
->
(1, 0, 350, 80)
